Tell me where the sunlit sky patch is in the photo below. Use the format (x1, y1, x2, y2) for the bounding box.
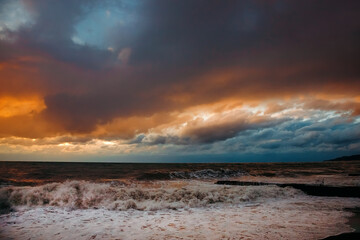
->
(72, 0, 139, 49)
(0, 0, 34, 41)
(0, 0, 33, 31)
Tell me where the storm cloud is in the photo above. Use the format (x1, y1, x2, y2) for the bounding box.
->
(0, 0, 359, 159)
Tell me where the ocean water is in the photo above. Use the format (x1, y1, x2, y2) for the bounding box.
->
(0, 161, 360, 239)
(1, 161, 360, 185)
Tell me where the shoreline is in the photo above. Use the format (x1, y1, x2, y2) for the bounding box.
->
(322, 208, 360, 240)
(216, 181, 360, 239)
(1, 197, 357, 240)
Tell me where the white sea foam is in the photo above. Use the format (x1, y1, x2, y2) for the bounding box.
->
(0, 180, 301, 211)
(1, 196, 359, 240)
(1, 180, 359, 239)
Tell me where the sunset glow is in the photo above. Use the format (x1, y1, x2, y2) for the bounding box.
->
(0, 0, 359, 161)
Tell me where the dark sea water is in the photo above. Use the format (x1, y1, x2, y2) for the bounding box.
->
(1, 160, 359, 186)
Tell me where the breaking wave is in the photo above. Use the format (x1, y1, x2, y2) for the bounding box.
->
(0, 180, 302, 213)
(169, 169, 247, 179)
(137, 168, 247, 180)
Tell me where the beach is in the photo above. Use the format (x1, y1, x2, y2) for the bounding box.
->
(0, 161, 359, 239)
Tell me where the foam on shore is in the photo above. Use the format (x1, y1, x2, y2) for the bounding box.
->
(1, 196, 359, 240)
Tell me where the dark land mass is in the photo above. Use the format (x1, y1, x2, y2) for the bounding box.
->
(326, 154, 360, 162)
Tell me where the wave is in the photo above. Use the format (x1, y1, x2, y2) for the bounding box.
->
(169, 169, 247, 179)
(0, 180, 302, 213)
(137, 168, 247, 180)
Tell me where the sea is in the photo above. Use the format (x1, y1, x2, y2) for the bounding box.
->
(0, 161, 359, 239)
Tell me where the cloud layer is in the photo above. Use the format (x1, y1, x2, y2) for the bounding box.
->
(0, 0, 359, 160)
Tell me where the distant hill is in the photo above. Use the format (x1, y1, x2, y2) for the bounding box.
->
(326, 154, 360, 161)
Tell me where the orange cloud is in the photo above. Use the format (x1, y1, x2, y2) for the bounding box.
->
(0, 96, 46, 117)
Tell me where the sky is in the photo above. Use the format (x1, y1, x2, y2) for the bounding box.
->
(0, 0, 359, 162)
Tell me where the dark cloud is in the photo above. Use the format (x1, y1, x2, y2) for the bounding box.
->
(0, 0, 359, 139)
(128, 134, 146, 144)
(2, 0, 116, 68)
(192, 117, 360, 154)
(128, 116, 289, 145)
(123, 115, 360, 155)
(182, 117, 288, 143)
